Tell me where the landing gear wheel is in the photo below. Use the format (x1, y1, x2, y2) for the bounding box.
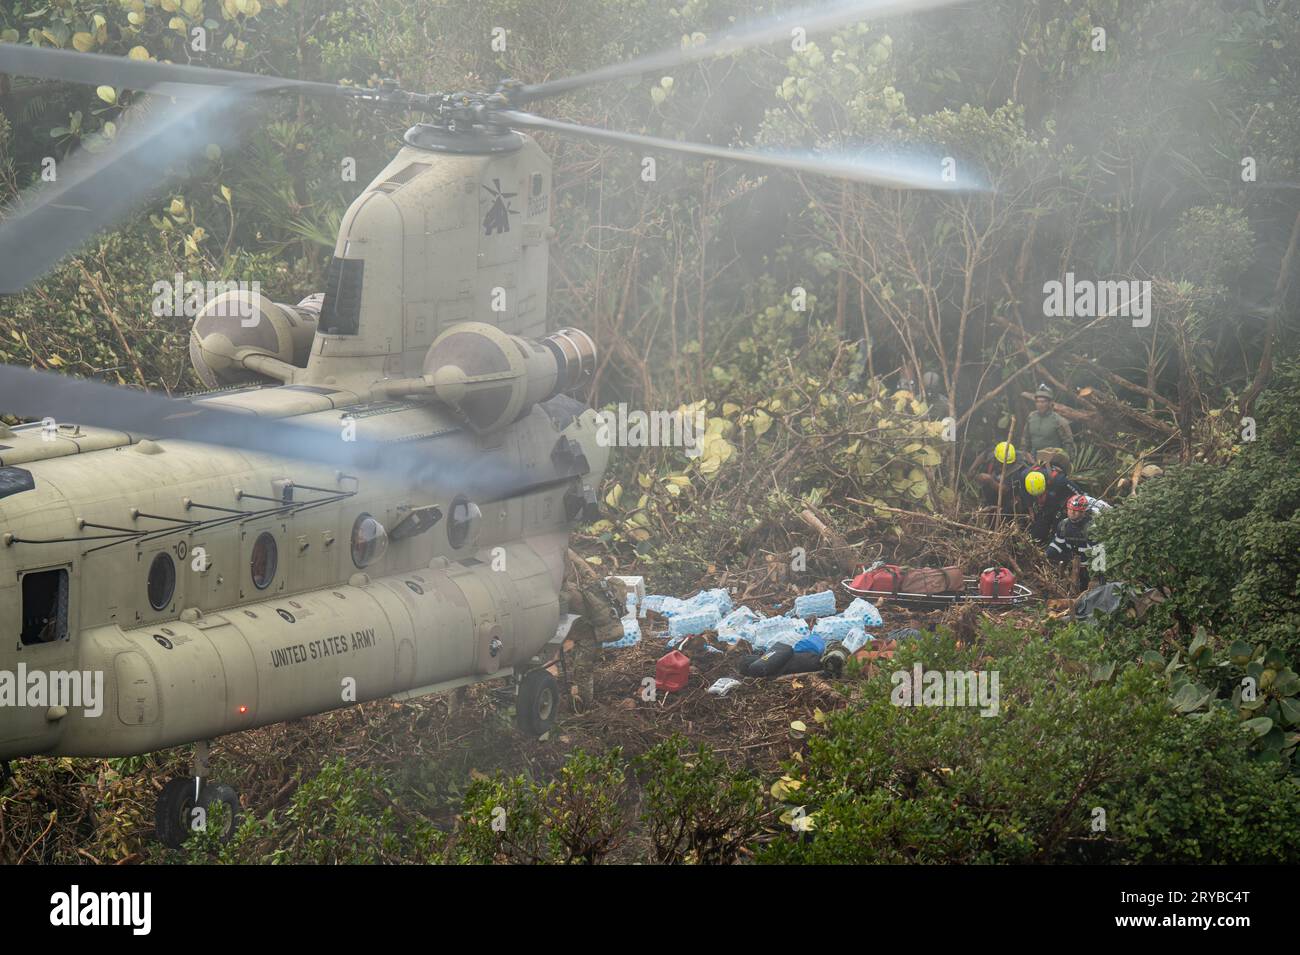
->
(155, 777, 198, 849)
(154, 779, 241, 848)
(516, 668, 558, 737)
(197, 783, 241, 844)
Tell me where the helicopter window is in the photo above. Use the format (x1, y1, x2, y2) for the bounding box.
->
(20, 568, 69, 645)
(250, 532, 278, 590)
(147, 553, 176, 612)
(350, 513, 389, 568)
(447, 496, 481, 550)
(319, 256, 364, 335)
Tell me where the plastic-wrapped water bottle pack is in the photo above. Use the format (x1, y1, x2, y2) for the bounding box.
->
(750, 616, 810, 651)
(841, 597, 884, 628)
(667, 605, 723, 639)
(716, 606, 761, 643)
(632, 586, 882, 653)
(792, 590, 837, 619)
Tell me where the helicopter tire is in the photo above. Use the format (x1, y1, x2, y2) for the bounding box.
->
(516, 668, 559, 737)
(155, 777, 199, 849)
(196, 782, 242, 844)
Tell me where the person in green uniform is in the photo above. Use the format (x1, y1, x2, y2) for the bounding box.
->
(1022, 384, 1076, 466)
(560, 576, 625, 709)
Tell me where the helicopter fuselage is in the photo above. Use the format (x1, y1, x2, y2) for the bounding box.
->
(0, 385, 607, 760)
(0, 127, 612, 761)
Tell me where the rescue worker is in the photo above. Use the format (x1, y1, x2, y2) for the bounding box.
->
(559, 575, 625, 709)
(1024, 461, 1085, 544)
(1022, 384, 1076, 466)
(1047, 493, 1103, 587)
(971, 440, 1030, 512)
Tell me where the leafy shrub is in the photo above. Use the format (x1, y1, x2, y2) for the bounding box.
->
(1146, 629, 1300, 779)
(1096, 358, 1300, 659)
(457, 749, 630, 864)
(190, 758, 443, 864)
(758, 622, 1300, 864)
(634, 735, 766, 864)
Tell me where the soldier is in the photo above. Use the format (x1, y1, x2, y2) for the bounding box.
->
(560, 575, 625, 709)
(1022, 384, 1077, 466)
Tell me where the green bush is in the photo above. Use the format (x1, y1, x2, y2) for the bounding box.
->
(634, 735, 766, 864)
(189, 758, 443, 865)
(457, 749, 630, 864)
(1096, 358, 1300, 660)
(758, 623, 1300, 864)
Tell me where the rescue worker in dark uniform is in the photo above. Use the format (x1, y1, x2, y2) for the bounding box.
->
(1022, 384, 1076, 467)
(559, 575, 625, 709)
(1024, 461, 1085, 544)
(970, 441, 1030, 514)
(1047, 494, 1102, 587)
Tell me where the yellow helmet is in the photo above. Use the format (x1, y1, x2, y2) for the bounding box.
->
(994, 441, 1016, 465)
(1024, 470, 1047, 496)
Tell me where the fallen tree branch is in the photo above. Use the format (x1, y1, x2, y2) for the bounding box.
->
(845, 498, 996, 535)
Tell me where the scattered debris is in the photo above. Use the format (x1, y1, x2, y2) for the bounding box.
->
(707, 678, 741, 697)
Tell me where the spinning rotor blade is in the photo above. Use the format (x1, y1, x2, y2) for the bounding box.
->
(499, 109, 977, 190)
(0, 365, 555, 498)
(0, 88, 242, 294)
(514, 0, 961, 103)
(0, 43, 356, 99)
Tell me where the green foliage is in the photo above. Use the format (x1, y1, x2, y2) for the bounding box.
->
(458, 748, 629, 864)
(634, 734, 766, 864)
(1096, 358, 1300, 658)
(196, 758, 444, 864)
(759, 622, 1300, 864)
(1145, 628, 1300, 779)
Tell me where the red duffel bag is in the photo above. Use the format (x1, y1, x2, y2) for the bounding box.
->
(979, 566, 1016, 600)
(851, 564, 905, 594)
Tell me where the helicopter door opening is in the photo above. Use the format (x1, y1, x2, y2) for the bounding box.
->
(20, 566, 69, 645)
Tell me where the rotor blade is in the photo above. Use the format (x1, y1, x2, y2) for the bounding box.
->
(0, 365, 557, 498)
(515, 0, 961, 103)
(0, 88, 243, 294)
(498, 110, 980, 190)
(0, 42, 354, 99)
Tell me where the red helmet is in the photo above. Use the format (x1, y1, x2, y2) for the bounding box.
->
(1066, 494, 1090, 518)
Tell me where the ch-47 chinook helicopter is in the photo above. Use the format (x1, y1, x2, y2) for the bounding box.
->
(0, 0, 969, 846)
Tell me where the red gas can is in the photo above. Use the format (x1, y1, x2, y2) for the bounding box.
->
(979, 566, 1016, 600)
(655, 650, 691, 693)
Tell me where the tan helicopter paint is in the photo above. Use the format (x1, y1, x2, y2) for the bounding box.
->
(0, 131, 607, 762)
(293, 136, 552, 391)
(0, 398, 606, 759)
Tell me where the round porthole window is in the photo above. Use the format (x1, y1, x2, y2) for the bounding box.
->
(147, 552, 176, 611)
(251, 531, 278, 590)
(350, 513, 389, 568)
(447, 496, 481, 549)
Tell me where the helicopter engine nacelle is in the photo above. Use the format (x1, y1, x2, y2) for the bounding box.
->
(189, 291, 320, 388)
(393, 321, 594, 433)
